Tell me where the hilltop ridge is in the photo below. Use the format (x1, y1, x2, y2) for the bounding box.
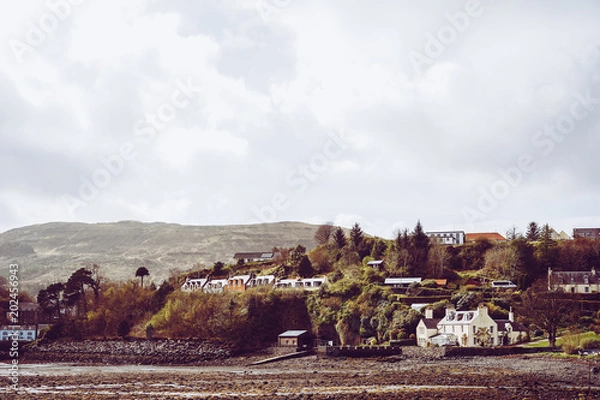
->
(0, 220, 319, 292)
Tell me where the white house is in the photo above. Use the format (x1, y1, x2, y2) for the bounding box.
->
(233, 251, 281, 263)
(181, 277, 209, 292)
(384, 277, 421, 288)
(203, 279, 228, 294)
(416, 305, 526, 347)
(0, 325, 38, 341)
(426, 231, 466, 245)
(548, 268, 600, 294)
(248, 275, 276, 288)
(275, 276, 328, 291)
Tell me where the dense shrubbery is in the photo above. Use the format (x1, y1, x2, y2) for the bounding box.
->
(148, 289, 311, 350)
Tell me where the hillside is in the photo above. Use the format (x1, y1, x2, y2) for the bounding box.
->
(0, 221, 319, 292)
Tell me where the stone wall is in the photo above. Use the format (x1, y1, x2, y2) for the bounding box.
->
(23, 339, 231, 365)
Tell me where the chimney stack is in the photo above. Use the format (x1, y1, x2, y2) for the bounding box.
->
(425, 307, 433, 319)
(477, 303, 488, 316)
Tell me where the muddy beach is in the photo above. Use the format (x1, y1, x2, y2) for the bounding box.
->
(3, 353, 600, 399)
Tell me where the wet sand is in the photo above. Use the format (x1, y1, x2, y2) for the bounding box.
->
(2, 354, 600, 399)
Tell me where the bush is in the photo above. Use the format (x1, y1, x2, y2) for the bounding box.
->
(560, 334, 582, 354)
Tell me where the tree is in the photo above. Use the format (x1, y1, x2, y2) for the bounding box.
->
(289, 245, 307, 266)
(212, 262, 225, 276)
(518, 281, 576, 348)
(64, 268, 97, 317)
(350, 223, 365, 249)
(297, 255, 314, 278)
(429, 243, 450, 277)
(511, 237, 537, 288)
(536, 224, 558, 274)
(526, 221, 541, 242)
(37, 282, 65, 322)
(506, 226, 520, 240)
(410, 220, 430, 275)
(393, 229, 412, 273)
(135, 266, 150, 287)
(370, 238, 387, 260)
(314, 222, 334, 245)
(333, 227, 346, 249)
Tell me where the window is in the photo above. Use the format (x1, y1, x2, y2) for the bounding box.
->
(585, 287, 590, 293)
(490, 326, 494, 334)
(473, 326, 476, 334)
(584, 275, 589, 284)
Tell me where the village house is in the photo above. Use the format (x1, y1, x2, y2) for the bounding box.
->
(465, 232, 507, 243)
(233, 251, 281, 263)
(203, 278, 228, 294)
(226, 275, 253, 293)
(548, 268, 600, 293)
(0, 325, 38, 341)
(572, 228, 600, 240)
(247, 274, 276, 288)
(274, 276, 328, 291)
(367, 260, 385, 271)
(416, 305, 526, 347)
(426, 231, 466, 245)
(181, 277, 209, 292)
(384, 277, 422, 289)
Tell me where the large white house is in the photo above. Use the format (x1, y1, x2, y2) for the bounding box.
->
(416, 305, 526, 347)
(426, 231, 466, 245)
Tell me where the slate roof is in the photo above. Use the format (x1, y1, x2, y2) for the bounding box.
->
(278, 330, 308, 338)
(548, 270, 599, 285)
(422, 318, 441, 329)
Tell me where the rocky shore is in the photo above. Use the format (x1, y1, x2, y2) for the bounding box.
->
(22, 339, 231, 365)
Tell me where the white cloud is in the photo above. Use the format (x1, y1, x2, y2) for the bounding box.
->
(1, 0, 600, 238)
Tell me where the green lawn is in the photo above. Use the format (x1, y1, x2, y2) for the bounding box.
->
(523, 331, 600, 348)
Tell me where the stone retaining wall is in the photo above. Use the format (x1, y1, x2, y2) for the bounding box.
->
(22, 339, 231, 365)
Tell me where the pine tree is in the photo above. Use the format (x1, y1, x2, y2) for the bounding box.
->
(410, 220, 430, 275)
(350, 223, 364, 248)
(526, 221, 541, 241)
(333, 227, 347, 249)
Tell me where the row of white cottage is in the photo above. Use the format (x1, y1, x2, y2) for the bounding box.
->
(181, 274, 328, 293)
(416, 304, 527, 347)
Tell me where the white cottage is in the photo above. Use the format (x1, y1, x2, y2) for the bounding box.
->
(416, 305, 526, 347)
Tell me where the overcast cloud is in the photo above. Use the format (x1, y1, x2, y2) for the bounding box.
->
(1, 0, 599, 238)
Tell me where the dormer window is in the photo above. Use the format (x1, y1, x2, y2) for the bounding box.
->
(584, 275, 589, 284)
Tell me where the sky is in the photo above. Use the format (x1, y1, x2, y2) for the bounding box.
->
(1, 0, 600, 239)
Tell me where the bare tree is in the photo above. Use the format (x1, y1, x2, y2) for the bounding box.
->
(429, 243, 449, 277)
(314, 221, 335, 245)
(518, 281, 577, 348)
